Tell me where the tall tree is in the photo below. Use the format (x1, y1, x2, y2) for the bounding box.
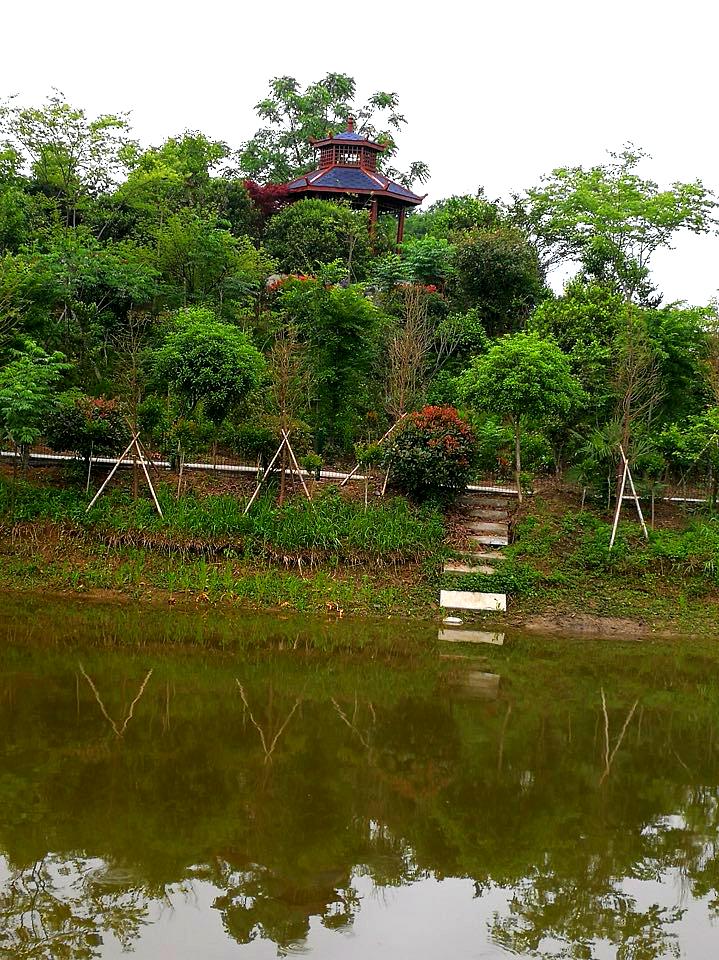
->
(239, 74, 429, 186)
(459, 332, 583, 500)
(514, 145, 716, 302)
(0, 92, 132, 229)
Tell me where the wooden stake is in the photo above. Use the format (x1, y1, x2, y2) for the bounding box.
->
(620, 445, 649, 540)
(135, 437, 163, 517)
(86, 435, 138, 512)
(244, 436, 287, 515)
(282, 430, 312, 503)
(609, 460, 628, 551)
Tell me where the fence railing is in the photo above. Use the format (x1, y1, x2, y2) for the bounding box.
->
(2, 444, 714, 502)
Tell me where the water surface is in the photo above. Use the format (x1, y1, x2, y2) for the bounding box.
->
(1, 597, 718, 958)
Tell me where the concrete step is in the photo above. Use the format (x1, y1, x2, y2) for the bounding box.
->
(461, 496, 513, 509)
(466, 520, 508, 535)
(460, 550, 506, 562)
(443, 562, 496, 575)
(469, 534, 509, 547)
(438, 627, 505, 645)
(439, 589, 507, 612)
(465, 507, 509, 520)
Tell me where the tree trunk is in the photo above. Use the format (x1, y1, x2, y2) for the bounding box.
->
(514, 419, 523, 504)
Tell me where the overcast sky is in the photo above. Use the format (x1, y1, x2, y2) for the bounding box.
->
(3, 0, 717, 305)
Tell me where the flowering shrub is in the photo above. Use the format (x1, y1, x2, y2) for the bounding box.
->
(383, 406, 476, 503)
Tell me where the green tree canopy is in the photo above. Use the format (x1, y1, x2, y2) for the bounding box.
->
(0, 91, 132, 229)
(239, 73, 429, 187)
(264, 199, 371, 279)
(278, 279, 381, 450)
(453, 226, 545, 335)
(459, 332, 583, 498)
(0, 339, 69, 456)
(514, 145, 717, 302)
(152, 307, 266, 426)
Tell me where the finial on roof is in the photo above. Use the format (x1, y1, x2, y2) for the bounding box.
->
(347, 115, 355, 133)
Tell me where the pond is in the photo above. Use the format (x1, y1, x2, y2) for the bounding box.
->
(0, 596, 718, 958)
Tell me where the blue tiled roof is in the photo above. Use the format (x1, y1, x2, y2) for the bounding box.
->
(286, 165, 423, 204)
(333, 131, 366, 141)
(387, 181, 420, 200)
(312, 167, 383, 190)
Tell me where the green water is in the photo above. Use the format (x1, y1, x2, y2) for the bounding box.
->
(1, 598, 718, 959)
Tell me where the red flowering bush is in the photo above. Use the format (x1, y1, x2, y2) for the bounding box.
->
(383, 406, 476, 503)
(47, 394, 127, 462)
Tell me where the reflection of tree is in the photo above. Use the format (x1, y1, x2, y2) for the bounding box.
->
(0, 854, 148, 959)
(1, 645, 719, 959)
(491, 877, 684, 959)
(207, 860, 360, 952)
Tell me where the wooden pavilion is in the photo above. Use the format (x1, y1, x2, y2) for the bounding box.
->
(284, 118, 425, 243)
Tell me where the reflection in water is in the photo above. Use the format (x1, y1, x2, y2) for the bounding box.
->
(0, 598, 718, 958)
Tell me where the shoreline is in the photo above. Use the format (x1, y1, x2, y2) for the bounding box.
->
(0, 581, 708, 644)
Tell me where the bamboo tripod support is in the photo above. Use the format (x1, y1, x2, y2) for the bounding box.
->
(340, 413, 407, 489)
(609, 444, 649, 550)
(244, 430, 312, 515)
(86, 433, 164, 517)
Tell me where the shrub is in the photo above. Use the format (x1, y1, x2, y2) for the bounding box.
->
(46, 393, 127, 461)
(384, 406, 476, 503)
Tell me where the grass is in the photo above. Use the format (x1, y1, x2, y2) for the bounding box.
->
(0, 478, 445, 565)
(0, 476, 444, 618)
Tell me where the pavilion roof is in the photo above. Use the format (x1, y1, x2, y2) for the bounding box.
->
(286, 165, 424, 205)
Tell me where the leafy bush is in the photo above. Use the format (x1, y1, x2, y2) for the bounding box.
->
(47, 392, 127, 460)
(384, 405, 476, 503)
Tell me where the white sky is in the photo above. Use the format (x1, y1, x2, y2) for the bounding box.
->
(3, 0, 718, 305)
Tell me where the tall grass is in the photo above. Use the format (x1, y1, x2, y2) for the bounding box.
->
(0, 479, 444, 564)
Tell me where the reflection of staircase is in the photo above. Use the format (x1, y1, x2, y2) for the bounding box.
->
(439, 491, 514, 617)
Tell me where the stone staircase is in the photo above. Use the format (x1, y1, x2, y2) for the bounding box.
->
(439, 490, 514, 620)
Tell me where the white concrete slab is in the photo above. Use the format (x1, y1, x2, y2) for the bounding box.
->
(465, 508, 508, 520)
(438, 628, 505, 645)
(440, 590, 507, 612)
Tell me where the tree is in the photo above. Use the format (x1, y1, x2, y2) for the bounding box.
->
(459, 332, 583, 500)
(277, 279, 381, 451)
(264, 199, 371, 279)
(404, 191, 501, 240)
(118, 131, 229, 221)
(400, 236, 455, 288)
(453, 226, 545, 335)
(154, 210, 273, 313)
(514, 145, 717, 301)
(152, 307, 266, 428)
(239, 73, 429, 187)
(0, 339, 69, 467)
(383, 285, 462, 420)
(0, 91, 132, 229)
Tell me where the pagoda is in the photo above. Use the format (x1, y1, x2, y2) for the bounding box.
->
(284, 118, 425, 244)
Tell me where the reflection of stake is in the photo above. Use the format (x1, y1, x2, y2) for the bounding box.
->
(599, 687, 639, 784)
(79, 663, 153, 737)
(332, 696, 371, 751)
(235, 679, 301, 763)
